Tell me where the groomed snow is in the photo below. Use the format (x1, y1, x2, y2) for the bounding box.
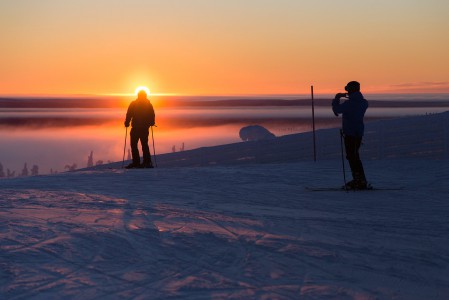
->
(1, 112, 448, 299)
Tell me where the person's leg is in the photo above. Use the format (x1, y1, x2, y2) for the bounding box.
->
(352, 137, 367, 184)
(345, 136, 357, 180)
(140, 129, 153, 167)
(345, 136, 367, 187)
(130, 128, 141, 166)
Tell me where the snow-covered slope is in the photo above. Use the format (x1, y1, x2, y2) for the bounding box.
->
(1, 112, 448, 299)
(102, 111, 449, 169)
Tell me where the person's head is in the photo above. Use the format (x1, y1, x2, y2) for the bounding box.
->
(344, 81, 361, 94)
(137, 90, 147, 100)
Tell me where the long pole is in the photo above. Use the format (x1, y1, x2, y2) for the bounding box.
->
(122, 127, 128, 168)
(311, 85, 317, 162)
(151, 126, 158, 168)
(340, 129, 348, 191)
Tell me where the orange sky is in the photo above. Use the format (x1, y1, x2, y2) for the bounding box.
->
(1, 0, 449, 96)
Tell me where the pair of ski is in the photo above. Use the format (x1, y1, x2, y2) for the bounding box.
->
(305, 185, 403, 192)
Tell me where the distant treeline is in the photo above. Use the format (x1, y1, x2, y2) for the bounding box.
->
(0, 97, 118, 108)
(1, 96, 449, 109)
(0, 117, 110, 128)
(164, 99, 449, 108)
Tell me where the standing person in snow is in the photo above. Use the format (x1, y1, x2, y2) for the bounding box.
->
(332, 81, 369, 189)
(124, 89, 155, 169)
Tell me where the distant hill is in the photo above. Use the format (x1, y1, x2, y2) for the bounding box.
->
(95, 111, 448, 170)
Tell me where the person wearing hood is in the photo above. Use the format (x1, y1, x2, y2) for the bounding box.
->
(332, 81, 369, 189)
(124, 90, 155, 169)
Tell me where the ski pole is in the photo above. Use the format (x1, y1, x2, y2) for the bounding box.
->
(151, 126, 158, 168)
(340, 129, 348, 191)
(122, 127, 128, 168)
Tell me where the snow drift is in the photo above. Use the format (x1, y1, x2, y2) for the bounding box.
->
(1, 112, 448, 299)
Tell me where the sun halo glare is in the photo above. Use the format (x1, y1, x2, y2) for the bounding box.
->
(135, 86, 151, 96)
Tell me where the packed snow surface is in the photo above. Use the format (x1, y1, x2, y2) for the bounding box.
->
(1, 112, 449, 299)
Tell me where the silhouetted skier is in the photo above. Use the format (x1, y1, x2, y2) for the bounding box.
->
(332, 81, 369, 190)
(124, 90, 155, 168)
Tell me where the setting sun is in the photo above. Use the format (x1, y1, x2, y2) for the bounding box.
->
(134, 86, 151, 96)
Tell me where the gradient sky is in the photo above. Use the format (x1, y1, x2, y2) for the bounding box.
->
(1, 0, 448, 95)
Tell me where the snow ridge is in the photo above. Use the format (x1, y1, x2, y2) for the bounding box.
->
(101, 111, 448, 169)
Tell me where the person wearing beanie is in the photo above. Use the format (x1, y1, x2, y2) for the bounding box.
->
(124, 90, 155, 169)
(332, 81, 369, 189)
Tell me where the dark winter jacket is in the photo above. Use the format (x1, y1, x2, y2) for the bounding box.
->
(125, 99, 155, 129)
(332, 91, 368, 137)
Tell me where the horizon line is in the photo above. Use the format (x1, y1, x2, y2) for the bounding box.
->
(2, 91, 449, 98)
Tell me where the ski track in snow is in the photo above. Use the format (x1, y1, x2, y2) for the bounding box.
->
(1, 110, 449, 299)
(1, 159, 448, 299)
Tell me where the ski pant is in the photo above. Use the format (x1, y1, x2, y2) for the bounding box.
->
(130, 127, 152, 166)
(344, 135, 367, 182)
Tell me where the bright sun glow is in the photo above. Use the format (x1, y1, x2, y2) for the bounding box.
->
(135, 86, 151, 96)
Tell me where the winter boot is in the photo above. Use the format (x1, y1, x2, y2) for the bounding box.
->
(125, 162, 143, 169)
(142, 162, 154, 168)
(344, 179, 369, 190)
(343, 180, 357, 190)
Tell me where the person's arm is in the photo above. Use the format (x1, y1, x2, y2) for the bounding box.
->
(332, 93, 347, 116)
(149, 104, 155, 126)
(124, 102, 134, 127)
